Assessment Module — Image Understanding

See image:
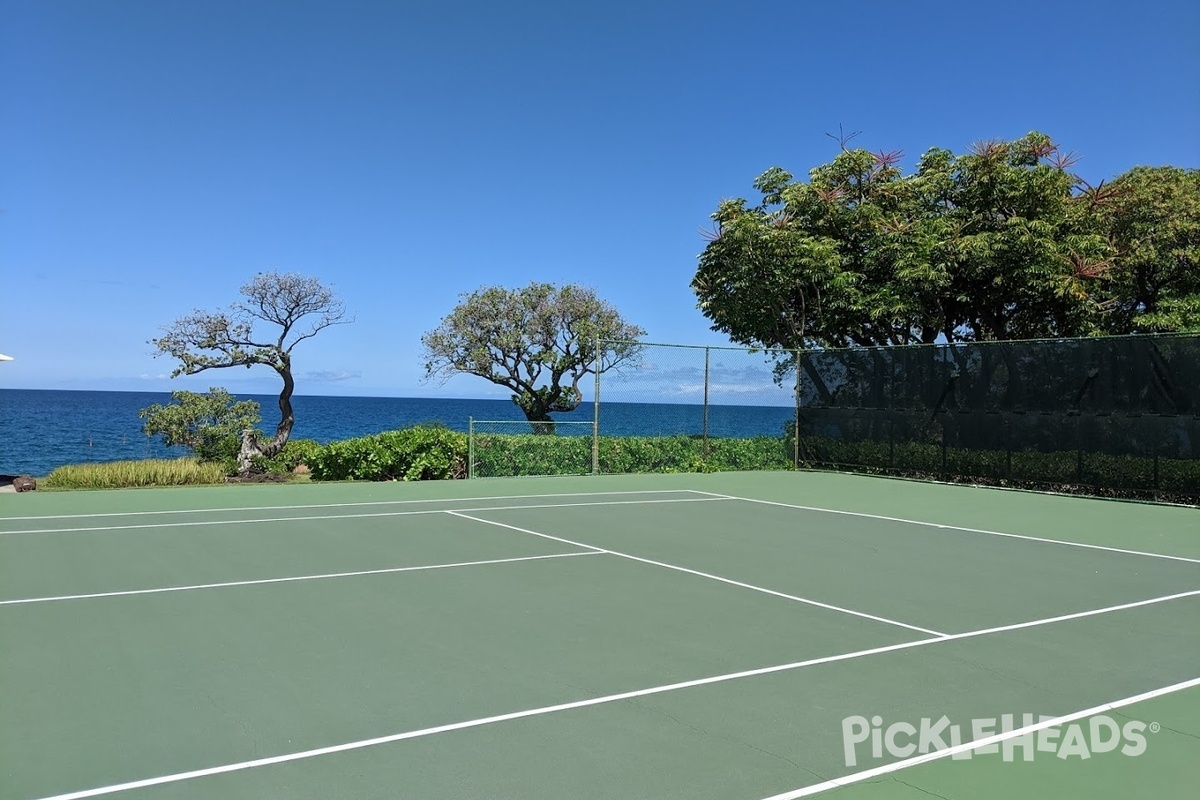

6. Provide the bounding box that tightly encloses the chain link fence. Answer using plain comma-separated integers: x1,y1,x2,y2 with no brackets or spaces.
465,333,1200,502
467,342,799,478
592,341,797,473
467,419,595,479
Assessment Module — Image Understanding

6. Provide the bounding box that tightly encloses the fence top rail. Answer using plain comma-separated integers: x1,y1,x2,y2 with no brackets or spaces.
599,338,799,355
792,332,1198,358
469,420,595,425
600,332,1198,359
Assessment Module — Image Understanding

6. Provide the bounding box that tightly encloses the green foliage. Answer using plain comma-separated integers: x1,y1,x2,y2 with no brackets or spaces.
694,132,1121,352
422,283,645,425
309,427,468,481
305,426,788,482
472,433,591,476
252,438,322,474
473,434,791,477
1096,166,1200,333
43,458,227,489
139,388,261,462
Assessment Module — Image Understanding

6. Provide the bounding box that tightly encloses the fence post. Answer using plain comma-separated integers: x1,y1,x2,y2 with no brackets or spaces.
793,348,802,469
1075,415,1083,483
468,417,475,480
592,336,601,475
703,347,711,458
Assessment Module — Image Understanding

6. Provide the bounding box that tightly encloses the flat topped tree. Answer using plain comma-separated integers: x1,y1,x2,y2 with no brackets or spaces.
422,282,644,432
151,272,351,474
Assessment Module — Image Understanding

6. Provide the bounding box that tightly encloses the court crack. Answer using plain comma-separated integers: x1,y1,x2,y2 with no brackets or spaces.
891,778,955,800
621,699,824,781
203,690,263,757
1112,711,1200,740
1156,725,1200,740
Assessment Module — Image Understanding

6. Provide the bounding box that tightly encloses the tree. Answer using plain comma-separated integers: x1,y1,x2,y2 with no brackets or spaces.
693,132,1114,352
151,272,350,473
139,388,262,463
1095,166,1200,333
422,283,644,431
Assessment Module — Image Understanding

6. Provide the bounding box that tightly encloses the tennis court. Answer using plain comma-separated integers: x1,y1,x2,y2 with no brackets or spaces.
2,471,1198,799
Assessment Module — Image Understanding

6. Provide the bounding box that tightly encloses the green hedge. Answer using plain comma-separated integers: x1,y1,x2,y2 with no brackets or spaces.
302,428,791,481
253,438,322,474
472,433,790,477
309,427,468,481
602,435,791,474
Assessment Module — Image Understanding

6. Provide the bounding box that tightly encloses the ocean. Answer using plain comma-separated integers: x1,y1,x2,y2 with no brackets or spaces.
0,389,795,476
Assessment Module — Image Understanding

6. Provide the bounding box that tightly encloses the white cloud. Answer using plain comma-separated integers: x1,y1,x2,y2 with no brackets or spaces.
306,370,362,382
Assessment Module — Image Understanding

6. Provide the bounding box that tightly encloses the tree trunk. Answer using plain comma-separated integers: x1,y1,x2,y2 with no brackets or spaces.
235,365,296,475
513,391,558,435
264,364,296,456
524,410,557,435
237,428,262,475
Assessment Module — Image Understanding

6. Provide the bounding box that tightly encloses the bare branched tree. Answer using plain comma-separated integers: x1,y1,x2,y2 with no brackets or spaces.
151,272,351,474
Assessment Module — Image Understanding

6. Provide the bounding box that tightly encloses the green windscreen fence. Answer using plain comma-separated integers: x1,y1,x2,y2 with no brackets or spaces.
796,334,1200,502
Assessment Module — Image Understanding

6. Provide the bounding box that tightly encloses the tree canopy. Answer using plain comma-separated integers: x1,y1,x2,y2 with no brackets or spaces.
422,283,644,428
139,388,262,463
1096,166,1200,333
693,132,1196,351
151,272,350,472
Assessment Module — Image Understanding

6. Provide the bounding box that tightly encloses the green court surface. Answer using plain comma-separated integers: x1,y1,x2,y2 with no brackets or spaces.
1,472,1197,799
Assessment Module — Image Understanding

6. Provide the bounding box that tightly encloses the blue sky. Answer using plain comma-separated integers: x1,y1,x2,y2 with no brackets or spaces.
2,0,1197,399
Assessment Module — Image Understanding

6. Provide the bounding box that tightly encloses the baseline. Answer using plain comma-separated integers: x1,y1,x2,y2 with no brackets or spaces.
0,496,730,537
0,551,602,607
31,588,1200,800
757,675,1200,799
0,489,695,522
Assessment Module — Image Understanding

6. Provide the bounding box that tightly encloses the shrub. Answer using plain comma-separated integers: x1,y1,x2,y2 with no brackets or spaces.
253,438,322,474
309,427,467,481
139,388,261,462
472,433,591,477
472,433,791,477
43,458,227,489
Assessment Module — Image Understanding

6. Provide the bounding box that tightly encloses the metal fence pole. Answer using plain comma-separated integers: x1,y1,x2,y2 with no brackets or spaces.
703,347,711,458
592,336,601,476
468,417,475,480
794,348,802,469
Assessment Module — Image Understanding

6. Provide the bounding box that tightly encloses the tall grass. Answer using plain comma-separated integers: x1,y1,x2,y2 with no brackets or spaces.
44,458,227,490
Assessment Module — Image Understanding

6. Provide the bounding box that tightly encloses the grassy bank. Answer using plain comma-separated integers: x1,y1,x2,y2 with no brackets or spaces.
43,458,227,490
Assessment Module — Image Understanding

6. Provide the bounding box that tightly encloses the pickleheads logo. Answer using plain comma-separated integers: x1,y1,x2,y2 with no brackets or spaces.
841,714,1158,766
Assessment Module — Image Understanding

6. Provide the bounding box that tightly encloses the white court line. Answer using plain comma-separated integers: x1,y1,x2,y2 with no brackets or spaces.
0,489,692,522
446,511,947,637
32,587,1200,800
0,497,730,536
688,490,1200,566
0,551,601,607
759,675,1200,799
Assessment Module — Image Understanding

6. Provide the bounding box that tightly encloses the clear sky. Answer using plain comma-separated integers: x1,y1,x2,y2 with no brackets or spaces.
2,0,1197,399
